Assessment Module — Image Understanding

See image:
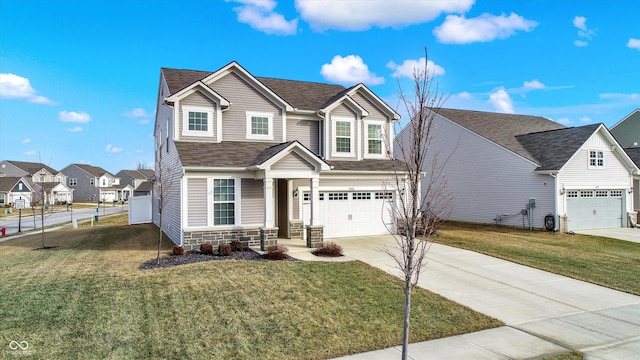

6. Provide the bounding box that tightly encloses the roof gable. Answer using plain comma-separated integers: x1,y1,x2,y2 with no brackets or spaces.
72,164,114,178
6,160,58,175
0,177,24,191
250,141,331,172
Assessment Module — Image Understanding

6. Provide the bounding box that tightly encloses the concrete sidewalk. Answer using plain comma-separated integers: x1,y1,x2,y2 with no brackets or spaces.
329,235,640,360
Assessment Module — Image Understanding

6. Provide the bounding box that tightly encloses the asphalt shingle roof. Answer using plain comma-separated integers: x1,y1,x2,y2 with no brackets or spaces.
161,67,348,112
624,147,640,167
0,177,22,191
6,161,58,175
435,108,566,163
516,124,601,171
73,164,114,177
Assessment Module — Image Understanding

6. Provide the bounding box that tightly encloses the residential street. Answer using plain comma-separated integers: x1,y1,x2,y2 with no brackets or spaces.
0,204,127,236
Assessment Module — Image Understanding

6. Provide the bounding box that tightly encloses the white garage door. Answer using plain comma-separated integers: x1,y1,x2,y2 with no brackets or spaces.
566,189,623,231
303,191,394,238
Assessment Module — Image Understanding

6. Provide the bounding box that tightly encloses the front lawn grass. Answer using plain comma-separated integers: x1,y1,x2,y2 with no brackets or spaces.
0,218,502,359
435,222,640,296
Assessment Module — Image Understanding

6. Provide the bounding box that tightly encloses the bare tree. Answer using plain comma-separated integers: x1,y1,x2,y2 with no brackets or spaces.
30,183,55,249
136,160,151,170
384,49,453,360
154,150,178,264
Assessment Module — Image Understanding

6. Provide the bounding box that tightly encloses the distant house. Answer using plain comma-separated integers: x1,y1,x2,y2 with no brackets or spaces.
60,164,134,202
116,169,155,196
154,61,405,250
0,177,36,207
610,108,640,213
395,108,639,232
0,160,72,204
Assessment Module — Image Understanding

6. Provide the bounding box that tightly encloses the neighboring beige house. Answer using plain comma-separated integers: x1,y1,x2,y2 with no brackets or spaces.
0,160,72,204
395,109,639,232
154,61,406,250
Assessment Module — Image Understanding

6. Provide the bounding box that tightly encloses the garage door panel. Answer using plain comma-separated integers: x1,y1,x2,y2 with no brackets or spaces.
567,189,623,231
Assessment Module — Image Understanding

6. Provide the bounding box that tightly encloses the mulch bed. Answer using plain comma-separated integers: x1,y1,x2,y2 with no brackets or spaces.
139,249,296,270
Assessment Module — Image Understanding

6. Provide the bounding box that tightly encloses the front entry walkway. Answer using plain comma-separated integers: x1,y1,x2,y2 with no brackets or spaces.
329,235,640,360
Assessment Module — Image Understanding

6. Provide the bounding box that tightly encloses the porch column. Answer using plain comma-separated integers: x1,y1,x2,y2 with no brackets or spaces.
264,177,275,227
310,177,320,225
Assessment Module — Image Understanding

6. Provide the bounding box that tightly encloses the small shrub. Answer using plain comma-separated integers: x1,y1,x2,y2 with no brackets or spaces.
218,244,232,256
200,243,214,255
172,245,185,256
230,240,244,252
263,244,289,260
313,242,343,257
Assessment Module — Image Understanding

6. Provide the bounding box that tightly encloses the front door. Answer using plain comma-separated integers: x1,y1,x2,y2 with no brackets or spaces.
277,179,289,238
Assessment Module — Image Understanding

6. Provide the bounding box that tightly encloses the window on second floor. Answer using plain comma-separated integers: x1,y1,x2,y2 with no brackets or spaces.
365,122,386,157
102,178,106,186
69,178,77,186
90,178,95,186
182,106,214,137
56,176,61,182
589,150,604,168
332,117,354,157
39,175,45,182
246,112,273,140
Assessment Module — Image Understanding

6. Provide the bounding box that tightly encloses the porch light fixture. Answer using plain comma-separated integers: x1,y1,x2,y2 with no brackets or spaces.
560,186,566,195
293,189,298,198
630,188,634,194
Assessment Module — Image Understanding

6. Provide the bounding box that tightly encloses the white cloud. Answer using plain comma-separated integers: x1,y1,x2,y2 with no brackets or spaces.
24,150,36,156
296,0,473,31
573,16,595,46
579,116,592,123
627,38,640,50
231,0,297,35
487,88,514,113
320,55,384,85
123,107,147,118
433,12,538,44
105,144,123,153
21,138,31,144
556,117,572,125
59,111,91,123
386,57,445,78
523,79,545,90
66,126,83,132
0,73,55,105
457,91,472,99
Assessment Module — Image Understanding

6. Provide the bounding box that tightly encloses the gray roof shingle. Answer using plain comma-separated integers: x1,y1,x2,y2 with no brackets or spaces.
0,177,22,192
435,108,566,163
516,124,601,171
6,161,58,175
625,147,640,167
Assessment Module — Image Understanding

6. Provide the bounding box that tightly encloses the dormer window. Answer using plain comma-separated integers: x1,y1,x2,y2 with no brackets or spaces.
182,106,214,137
589,150,604,168
246,112,273,140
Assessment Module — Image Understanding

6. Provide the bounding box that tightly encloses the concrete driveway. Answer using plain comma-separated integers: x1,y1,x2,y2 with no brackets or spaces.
575,228,640,243
330,235,640,360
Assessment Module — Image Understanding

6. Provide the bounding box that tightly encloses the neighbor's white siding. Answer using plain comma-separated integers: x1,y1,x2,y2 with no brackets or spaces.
395,114,555,229
557,130,634,216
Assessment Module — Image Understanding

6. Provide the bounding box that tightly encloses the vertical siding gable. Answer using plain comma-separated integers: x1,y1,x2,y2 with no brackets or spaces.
271,152,315,171
209,72,283,142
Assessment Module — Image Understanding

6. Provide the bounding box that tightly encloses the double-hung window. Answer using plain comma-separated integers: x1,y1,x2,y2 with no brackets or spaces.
246,112,273,140
589,150,604,168
182,106,214,137
333,117,354,156
213,179,235,225
69,178,77,186
365,121,385,157
90,178,95,186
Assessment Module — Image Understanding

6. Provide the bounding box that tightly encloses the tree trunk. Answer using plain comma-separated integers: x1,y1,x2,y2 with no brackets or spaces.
402,273,412,359
157,220,162,265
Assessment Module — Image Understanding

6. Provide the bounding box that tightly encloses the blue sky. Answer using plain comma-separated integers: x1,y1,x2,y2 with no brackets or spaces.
1,0,638,174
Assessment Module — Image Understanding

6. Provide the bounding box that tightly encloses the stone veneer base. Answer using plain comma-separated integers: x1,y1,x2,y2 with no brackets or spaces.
306,225,324,248
182,228,262,250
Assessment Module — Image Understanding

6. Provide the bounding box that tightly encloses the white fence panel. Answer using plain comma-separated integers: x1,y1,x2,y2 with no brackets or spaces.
129,195,152,224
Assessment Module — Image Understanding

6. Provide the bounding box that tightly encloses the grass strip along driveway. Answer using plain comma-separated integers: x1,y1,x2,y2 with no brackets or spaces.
435,222,640,296
0,214,501,359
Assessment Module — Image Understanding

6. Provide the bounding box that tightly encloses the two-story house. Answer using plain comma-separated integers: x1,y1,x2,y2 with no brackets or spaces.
610,108,640,215
61,164,134,202
0,160,72,204
154,61,406,250
116,169,155,196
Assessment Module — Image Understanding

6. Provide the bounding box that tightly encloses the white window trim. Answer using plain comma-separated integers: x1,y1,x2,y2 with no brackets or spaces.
364,120,387,159
182,105,214,137
588,149,605,169
245,111,274,140
208,177,241,227
331,116,355,157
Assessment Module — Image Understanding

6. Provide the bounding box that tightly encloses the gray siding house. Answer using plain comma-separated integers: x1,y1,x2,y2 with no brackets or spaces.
61,164,133,202
116,169,155,196
154,61,406,250
610,108,640,212
395,108,639,232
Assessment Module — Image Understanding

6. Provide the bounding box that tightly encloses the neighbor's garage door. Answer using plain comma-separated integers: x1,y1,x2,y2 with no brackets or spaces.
566,189,623,230
303,191,394,238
